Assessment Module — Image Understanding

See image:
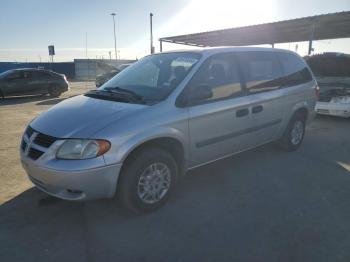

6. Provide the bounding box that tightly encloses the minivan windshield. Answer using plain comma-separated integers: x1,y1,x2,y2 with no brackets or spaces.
99,52,202,104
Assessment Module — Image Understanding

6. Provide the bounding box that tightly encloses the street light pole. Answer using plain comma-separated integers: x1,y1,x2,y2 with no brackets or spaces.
150,13,154,54
111,13,117,60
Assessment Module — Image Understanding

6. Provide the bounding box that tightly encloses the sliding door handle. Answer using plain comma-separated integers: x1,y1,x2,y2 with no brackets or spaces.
252,105,263,114
236,108,249,118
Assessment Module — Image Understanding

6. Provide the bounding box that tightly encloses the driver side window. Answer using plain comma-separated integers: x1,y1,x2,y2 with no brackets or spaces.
184,53,243,106
6,71,23,80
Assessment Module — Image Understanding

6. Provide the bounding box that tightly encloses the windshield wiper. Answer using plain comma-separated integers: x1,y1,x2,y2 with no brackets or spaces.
86,88,145,104
104,86,145,103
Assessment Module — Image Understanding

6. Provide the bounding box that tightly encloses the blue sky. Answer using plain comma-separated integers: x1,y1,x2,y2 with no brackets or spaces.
0,0,349,62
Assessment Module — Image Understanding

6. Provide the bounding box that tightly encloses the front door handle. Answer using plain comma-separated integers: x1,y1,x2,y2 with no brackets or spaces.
252,105,263,114
236,108,249,118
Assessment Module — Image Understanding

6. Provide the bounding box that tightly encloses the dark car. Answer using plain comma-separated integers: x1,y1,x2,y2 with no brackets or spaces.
0,68,69,98
95,63,132,87
95,69,120,87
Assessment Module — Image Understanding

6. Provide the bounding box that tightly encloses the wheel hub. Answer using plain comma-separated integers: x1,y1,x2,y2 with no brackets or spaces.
291,120,304,145
137,163,171,204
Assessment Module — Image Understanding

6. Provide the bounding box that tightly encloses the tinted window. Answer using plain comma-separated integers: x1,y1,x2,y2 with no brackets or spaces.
5,71,22,79
277,52,313,86
237,51,283,94
32,71,48,78
23,71,32,79
185,53,243,105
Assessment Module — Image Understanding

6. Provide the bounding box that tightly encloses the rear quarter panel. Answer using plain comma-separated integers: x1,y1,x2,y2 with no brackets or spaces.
276,80,317,138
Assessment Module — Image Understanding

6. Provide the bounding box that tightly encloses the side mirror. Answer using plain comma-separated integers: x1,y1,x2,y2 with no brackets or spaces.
187,85,213,103
176,84,213,107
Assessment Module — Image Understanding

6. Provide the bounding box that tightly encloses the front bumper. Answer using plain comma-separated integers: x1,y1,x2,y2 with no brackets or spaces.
315,102,350,118
62,82,69,92
21,154,122,201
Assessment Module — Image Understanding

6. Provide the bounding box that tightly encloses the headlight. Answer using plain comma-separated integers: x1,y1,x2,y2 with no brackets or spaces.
56,139,111,160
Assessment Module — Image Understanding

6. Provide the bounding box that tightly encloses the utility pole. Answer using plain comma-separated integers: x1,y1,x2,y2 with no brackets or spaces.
109,51,112,60
150,13,154,54
111,13,117,60
308,24,315,55
85,32,88,58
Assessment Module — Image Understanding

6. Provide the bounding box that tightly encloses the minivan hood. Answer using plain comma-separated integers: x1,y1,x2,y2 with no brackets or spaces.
30,95,147,138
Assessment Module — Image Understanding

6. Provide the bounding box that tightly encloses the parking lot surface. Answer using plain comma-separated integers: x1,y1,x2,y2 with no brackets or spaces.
1,82,350,262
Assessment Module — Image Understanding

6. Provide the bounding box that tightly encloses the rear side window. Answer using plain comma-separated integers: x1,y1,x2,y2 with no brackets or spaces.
237,51,283,94
32,71,49,78
23,71,32,79
277,52,313,86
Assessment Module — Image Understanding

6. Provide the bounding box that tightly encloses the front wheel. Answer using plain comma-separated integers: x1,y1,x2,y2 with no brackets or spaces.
48,86,62,97
277,114,306,151
117,148,178,213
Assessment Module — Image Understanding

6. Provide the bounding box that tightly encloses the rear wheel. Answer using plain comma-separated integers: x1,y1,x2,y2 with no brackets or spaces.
118,147,178,213
48,85,62,97
278,113,306,151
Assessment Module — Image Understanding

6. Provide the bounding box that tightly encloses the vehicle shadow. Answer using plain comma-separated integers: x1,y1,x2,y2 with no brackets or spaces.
0,95,47,105
35,98,67,106
1,139,350,262
0,95,73,106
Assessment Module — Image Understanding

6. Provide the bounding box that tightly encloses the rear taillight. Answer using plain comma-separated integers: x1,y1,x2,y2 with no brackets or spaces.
315,84,320,100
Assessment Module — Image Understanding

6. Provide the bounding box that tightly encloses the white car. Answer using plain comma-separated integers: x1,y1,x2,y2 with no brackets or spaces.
315,78,350,118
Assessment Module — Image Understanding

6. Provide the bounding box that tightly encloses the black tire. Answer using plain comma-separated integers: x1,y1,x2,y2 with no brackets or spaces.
117,147,178,213
48,85,62,97
277,113,306,151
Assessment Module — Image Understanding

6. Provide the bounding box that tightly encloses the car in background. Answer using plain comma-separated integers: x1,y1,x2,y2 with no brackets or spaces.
95,63,132,87
315,80,350,118
95,69,120,87
117,63,132,71
306,53,350,118
0,68,69,98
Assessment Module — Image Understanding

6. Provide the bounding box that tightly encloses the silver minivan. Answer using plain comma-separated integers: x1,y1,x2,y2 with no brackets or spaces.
20,47,318,212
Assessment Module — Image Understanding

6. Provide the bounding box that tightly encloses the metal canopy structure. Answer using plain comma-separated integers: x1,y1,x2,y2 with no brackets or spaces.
159,11,350,54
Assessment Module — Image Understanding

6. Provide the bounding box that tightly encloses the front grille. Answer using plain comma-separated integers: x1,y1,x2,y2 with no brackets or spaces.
22,126,58,161
21,140,27,151
25,126,34,138
34,133,57,148
28,147,44,160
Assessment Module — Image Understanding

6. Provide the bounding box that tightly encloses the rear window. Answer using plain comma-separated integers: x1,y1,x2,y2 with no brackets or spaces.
32,71,49,78
277,52,313,86
237,51,283,94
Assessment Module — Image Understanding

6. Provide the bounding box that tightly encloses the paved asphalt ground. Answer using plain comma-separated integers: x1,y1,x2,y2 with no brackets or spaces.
1,82,350,262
